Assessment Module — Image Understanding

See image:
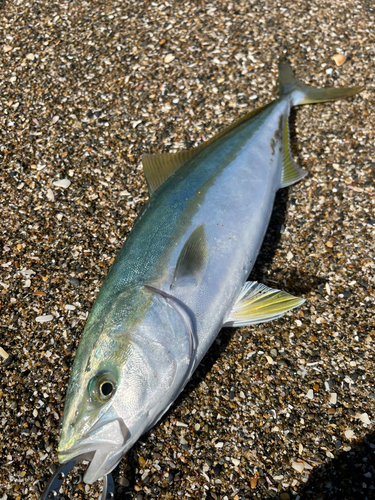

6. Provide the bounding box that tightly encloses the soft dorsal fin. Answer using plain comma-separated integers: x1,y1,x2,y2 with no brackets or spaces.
142,102,272,195
224,281,305,327
171,224,208,288
280,118,307,188
142,150,198,195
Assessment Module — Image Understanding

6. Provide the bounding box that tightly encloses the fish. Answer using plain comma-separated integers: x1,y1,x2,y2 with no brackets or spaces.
57,61,361,484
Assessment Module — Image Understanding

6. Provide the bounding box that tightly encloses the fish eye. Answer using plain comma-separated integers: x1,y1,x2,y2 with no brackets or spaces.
100,381,114,397
89,371,117,403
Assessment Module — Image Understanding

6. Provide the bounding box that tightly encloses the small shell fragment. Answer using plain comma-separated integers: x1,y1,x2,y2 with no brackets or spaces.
131,120,142,129
47,188,54,201
356,413,371,425
332,54,346,66
329,393,337,404
250,477,258,488
0,347,9,360
36,314,54,323
164,53,175,63
344,429,354,439
265,355,274,365
306,389,314,400
53,179,71,188
292,462,304,473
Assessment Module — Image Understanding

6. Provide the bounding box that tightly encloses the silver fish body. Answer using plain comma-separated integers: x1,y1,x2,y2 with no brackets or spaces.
57,61,361,483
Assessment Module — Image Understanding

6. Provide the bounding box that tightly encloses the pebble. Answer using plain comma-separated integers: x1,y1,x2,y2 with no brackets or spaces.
118,477,130,487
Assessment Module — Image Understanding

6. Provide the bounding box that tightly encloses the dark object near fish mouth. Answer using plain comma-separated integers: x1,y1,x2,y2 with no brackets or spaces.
39,452,114,500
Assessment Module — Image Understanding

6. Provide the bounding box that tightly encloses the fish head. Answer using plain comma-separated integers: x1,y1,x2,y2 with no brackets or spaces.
58,285,194,484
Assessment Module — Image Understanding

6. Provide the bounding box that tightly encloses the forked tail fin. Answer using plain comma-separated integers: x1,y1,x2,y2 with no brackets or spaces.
279,60,363,106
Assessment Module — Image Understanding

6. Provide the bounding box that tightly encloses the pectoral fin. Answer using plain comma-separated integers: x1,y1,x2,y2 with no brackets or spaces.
224,281,305,327
171,224,208,288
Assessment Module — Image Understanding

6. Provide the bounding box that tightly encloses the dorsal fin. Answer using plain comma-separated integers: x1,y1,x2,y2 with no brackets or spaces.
142,150,198,195
142,102,272,195
171,224,208,288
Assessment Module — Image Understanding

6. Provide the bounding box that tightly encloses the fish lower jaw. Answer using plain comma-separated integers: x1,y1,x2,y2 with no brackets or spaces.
58,417,132,482
57,442,95,464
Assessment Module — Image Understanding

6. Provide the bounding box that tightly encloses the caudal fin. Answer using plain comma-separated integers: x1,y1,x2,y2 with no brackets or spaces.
279,60,363,105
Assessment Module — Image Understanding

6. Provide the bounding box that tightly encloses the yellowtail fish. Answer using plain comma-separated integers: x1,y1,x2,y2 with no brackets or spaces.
56,61,361,484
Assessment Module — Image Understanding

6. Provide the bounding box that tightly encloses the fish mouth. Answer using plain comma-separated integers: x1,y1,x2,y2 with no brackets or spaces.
58,417,130,484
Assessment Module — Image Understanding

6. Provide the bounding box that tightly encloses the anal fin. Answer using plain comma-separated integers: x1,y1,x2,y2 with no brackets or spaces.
224,281,305,327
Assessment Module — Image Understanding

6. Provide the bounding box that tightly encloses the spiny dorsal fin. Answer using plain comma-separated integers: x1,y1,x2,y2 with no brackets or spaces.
224,281,305,327
280,118,307,188
142,102,273,195
171,224,208,288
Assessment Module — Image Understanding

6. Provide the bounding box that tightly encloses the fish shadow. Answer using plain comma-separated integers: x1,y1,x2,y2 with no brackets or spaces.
297,432,375,499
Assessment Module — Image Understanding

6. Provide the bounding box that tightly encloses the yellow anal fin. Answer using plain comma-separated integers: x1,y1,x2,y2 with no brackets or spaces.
224,281,305,327
280,118,308,188
142,102,273,195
